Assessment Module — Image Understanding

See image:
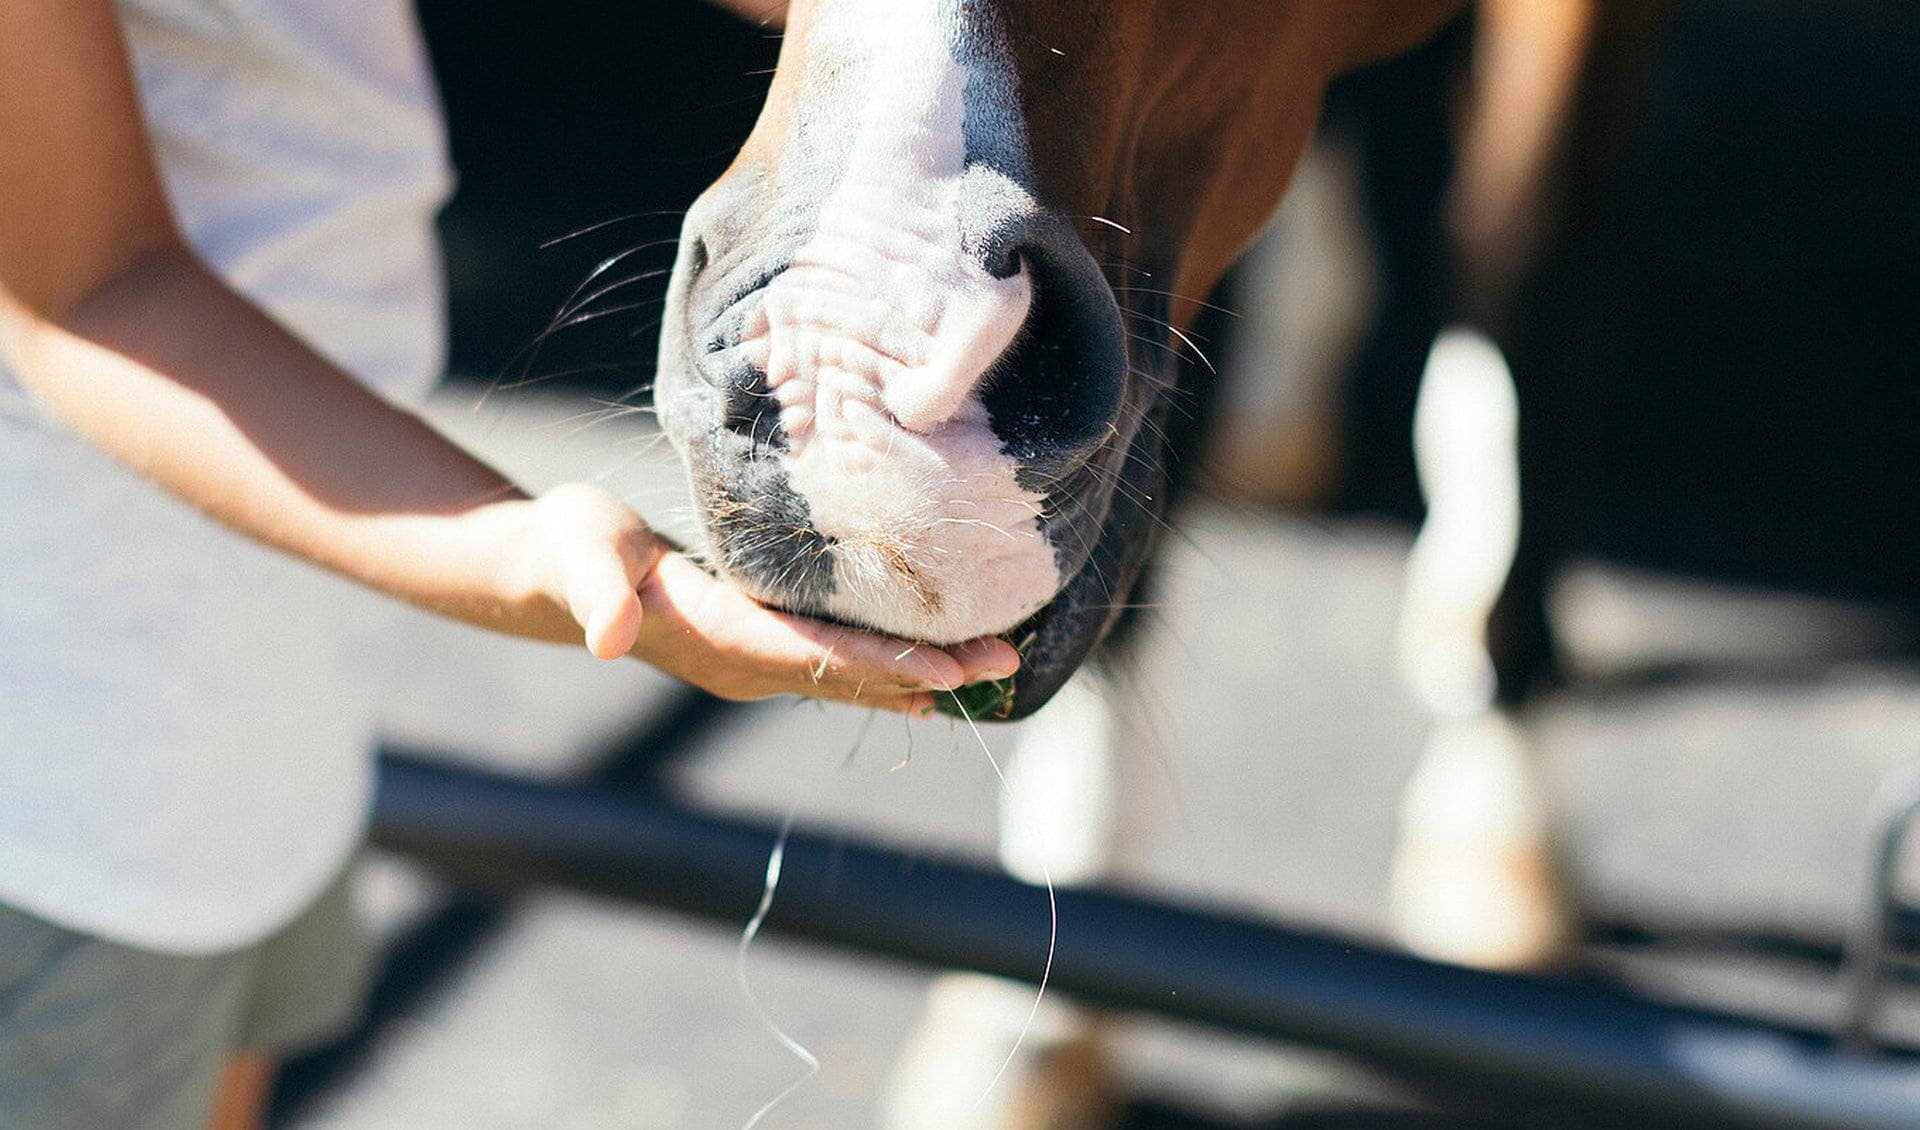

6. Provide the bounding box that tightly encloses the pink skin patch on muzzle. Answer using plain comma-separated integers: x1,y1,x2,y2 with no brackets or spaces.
733,190,1059,645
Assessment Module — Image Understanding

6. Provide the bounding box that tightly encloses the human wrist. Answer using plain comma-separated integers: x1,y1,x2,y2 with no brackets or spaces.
346,495,567,644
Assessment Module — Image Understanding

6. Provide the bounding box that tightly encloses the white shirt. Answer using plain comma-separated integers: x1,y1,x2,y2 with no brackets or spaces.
0,0,453,953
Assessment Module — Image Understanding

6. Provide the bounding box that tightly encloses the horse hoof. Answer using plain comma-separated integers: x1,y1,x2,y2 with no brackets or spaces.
1388,824,1577,971
1387,712,1579,971
882,973,1120,1130
997,1031,1121,1130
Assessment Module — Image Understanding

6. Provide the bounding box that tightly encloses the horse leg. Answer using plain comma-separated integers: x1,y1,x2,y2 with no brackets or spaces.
1380,0,1679,971
881,673,1122,1130
1387,327,1576,970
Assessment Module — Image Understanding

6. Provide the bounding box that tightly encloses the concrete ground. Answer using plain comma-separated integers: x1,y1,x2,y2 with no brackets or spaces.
279,379,1920,1129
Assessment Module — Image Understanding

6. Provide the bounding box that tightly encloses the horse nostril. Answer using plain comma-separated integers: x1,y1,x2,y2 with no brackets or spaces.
978,237,1125,473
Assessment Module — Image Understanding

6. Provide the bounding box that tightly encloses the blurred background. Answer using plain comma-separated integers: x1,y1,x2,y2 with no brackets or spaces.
268,1,1920,1126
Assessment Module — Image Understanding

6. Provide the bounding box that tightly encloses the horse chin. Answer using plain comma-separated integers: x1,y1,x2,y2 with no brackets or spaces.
677,435,1124,722
983,567,1116,721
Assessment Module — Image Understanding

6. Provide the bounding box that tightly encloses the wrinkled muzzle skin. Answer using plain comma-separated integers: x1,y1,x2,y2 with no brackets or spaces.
656,0,1460,717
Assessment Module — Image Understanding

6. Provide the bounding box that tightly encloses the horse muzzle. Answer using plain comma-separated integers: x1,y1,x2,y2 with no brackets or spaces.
656,165,1134,688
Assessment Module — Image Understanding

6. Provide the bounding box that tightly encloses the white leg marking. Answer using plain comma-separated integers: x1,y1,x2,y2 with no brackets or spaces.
1395,328,1520,717
1390,328,1573,970
1000,674,1118,887
882,675,1120,1129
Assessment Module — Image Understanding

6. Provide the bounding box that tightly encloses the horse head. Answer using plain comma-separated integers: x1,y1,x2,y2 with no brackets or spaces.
655,0,1462,716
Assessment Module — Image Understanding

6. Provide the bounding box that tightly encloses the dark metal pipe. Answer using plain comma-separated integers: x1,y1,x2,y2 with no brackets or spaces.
1844,770,1920,1052
371,755,1920,1130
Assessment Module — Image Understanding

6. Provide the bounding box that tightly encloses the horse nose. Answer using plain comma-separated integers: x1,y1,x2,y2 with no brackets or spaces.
867,250,1033,436
685,185,1127,474
970,211,1128,474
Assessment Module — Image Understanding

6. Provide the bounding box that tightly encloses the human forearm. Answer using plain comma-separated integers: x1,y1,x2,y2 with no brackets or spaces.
2,243,588,646
2,244,1020,705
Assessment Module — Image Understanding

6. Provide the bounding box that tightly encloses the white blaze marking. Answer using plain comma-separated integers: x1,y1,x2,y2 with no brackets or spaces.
748,0,1058,644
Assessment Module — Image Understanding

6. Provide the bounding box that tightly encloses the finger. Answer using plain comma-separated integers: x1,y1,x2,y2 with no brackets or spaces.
789,621,967,692
642,554,969,695
559,528,652,661
827,685,939,716
531,484,663,660
944,636,1021,683
582,586,643,660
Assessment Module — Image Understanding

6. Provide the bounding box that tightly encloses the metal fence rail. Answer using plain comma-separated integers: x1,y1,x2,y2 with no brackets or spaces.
372,753,1920,1130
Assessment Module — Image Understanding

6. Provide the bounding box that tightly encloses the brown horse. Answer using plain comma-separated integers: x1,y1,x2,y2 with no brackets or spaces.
655,0,1465,718
650,1,1710,1124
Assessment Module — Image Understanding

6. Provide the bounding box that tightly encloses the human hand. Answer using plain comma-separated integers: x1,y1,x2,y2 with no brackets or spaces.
521,483,1020,713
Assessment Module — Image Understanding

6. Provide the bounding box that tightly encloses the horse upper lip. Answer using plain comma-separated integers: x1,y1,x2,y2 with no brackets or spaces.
697,263,788,342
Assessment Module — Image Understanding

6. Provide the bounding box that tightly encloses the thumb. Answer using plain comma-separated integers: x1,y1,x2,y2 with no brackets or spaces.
537,485,660,660
575,564,643,660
